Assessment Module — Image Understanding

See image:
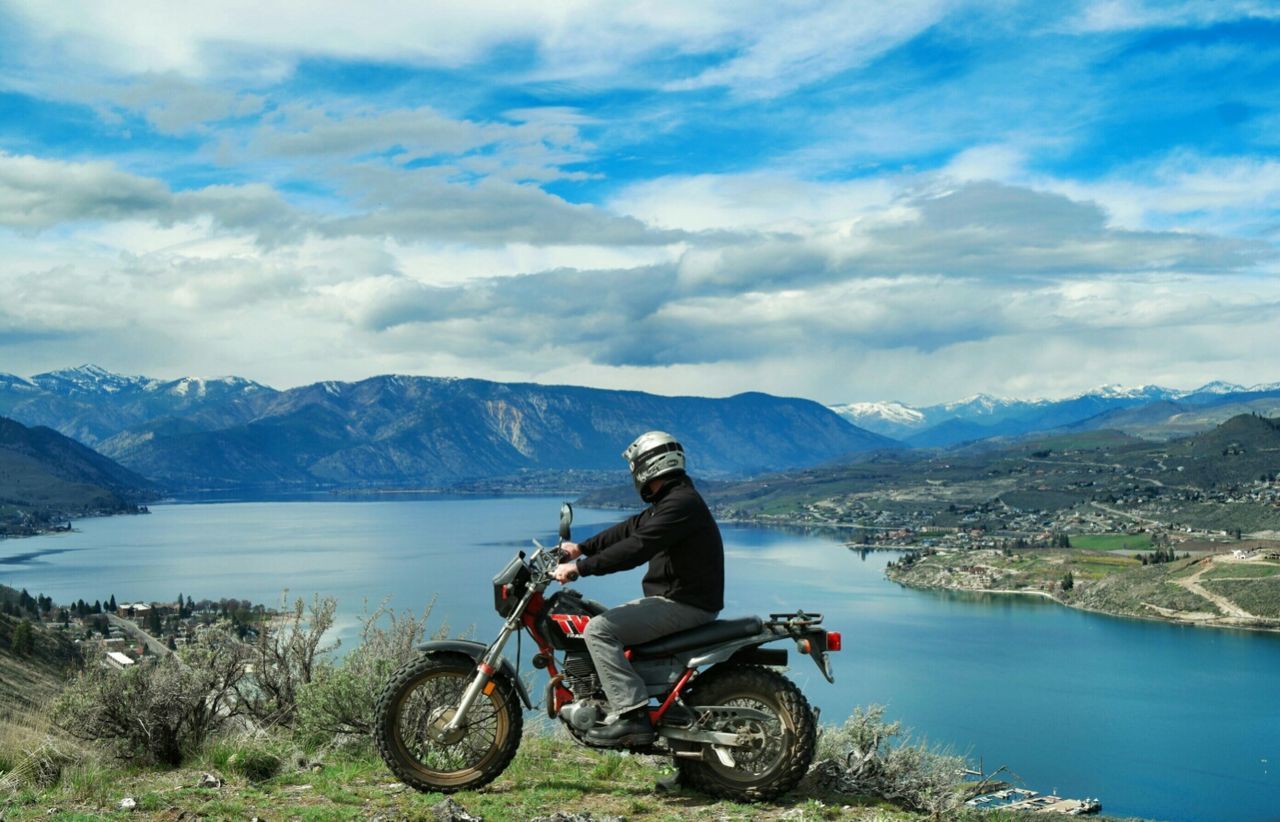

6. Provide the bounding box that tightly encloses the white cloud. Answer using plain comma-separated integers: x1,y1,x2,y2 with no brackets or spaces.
1037,153,1280,235
668,0,950,97
251,104,486,158
0,151,171,228
3,0,900,93
101,73,264,134
321,165,683,247
1070,0,1279,33
0,150,681,248
609,172,900,232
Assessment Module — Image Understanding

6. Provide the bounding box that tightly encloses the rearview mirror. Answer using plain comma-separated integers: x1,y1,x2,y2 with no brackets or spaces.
559,502,573,541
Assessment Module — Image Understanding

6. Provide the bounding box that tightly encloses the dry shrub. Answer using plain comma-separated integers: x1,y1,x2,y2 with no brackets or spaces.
296,596,447,742
811,705,965,817
51,627,247,766
236,593,338,729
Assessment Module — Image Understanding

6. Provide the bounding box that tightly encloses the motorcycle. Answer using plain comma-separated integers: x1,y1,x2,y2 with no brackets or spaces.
373,502,841,801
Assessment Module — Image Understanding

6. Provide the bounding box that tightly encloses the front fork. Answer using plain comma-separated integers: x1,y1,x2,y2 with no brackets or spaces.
437,590,531,738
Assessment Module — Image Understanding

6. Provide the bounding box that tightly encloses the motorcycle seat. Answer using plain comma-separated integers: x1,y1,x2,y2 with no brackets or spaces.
629,616,763,659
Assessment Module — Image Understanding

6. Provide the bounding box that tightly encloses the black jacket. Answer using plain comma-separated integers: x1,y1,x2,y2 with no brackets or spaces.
576,475,724,613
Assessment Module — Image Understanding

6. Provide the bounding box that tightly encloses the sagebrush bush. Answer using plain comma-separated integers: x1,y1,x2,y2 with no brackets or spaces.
236,593,337,729
52,627,247,766
812,704,965,817
295,596,446,743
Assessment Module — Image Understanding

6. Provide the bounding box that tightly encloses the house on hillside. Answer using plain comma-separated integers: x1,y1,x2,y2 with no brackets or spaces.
105,651,135,670
118,602,150,619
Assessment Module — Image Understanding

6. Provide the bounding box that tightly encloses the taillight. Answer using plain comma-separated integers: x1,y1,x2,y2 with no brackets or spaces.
826,631,842,652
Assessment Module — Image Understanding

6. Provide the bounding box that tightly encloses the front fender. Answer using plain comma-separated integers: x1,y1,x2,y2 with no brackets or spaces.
416,639,534,709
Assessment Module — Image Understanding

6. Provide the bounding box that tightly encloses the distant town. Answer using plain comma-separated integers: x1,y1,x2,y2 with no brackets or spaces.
4,590,268,670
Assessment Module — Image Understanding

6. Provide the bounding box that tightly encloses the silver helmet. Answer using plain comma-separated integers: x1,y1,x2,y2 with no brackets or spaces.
622,431,686,500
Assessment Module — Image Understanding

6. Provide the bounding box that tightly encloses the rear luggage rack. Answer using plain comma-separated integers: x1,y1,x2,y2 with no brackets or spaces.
766,610,824,630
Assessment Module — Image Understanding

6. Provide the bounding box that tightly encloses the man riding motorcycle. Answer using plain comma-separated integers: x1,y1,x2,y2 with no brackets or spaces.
553,431,725,747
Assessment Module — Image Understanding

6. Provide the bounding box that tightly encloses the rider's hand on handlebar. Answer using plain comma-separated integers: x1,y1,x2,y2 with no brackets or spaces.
553,561,580,584
559,542,582,561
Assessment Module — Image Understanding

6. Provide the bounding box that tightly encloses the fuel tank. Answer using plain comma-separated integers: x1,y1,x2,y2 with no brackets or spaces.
535,588,607,651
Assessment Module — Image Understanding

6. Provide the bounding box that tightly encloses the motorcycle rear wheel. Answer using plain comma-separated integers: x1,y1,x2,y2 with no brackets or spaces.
374,652,522,793
675,664,817,802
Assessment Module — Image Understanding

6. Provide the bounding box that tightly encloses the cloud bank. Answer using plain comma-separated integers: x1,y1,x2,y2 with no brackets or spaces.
0,1,1277,405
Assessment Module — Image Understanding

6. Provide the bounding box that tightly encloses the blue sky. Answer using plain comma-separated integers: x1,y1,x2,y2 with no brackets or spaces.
0,0,1278,404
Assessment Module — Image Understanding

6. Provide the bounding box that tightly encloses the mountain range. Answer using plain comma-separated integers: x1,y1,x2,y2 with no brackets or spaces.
7,365,1279,494
831,381,1280,447
0,366,893,491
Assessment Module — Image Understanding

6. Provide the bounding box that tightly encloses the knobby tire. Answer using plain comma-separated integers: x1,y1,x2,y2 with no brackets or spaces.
373,652,522,793
675,664,817,802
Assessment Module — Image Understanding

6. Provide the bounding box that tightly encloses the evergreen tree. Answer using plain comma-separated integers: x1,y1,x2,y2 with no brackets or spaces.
12,619,34,655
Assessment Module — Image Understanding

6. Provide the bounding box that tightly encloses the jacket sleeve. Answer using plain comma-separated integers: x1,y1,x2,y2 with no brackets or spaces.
576,497,697,577
578,512,641,557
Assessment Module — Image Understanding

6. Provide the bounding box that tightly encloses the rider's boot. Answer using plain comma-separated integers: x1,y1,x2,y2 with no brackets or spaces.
585,707,654,747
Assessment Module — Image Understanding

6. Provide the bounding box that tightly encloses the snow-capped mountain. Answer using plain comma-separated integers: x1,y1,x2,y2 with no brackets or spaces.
1084,384,1178,401
829,401,927,440
1181,381,1247,396
26,365,267,400
0,373,38,393
147,375,268,399
31,364,156,395
832,379,1280,445
2,365,273,445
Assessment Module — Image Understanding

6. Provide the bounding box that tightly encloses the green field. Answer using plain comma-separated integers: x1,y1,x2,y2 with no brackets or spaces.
1069,533,1154,552
1202,578,1280,618
1066,552,1142,579
1202,562,1280,580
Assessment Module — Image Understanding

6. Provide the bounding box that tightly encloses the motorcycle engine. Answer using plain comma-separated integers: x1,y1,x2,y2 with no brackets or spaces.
562,651,602,699
559,699,605,731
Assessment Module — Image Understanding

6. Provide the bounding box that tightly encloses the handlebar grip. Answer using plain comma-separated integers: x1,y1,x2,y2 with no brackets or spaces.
566,569,579,581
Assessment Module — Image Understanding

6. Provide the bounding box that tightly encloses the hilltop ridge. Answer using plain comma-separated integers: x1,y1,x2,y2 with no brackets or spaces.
0,416,155,535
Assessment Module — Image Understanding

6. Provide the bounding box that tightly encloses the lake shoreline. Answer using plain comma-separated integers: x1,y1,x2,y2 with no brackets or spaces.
886,564,1280,636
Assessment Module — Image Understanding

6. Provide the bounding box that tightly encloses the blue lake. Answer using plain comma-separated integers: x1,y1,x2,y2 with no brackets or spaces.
4,497,1279,822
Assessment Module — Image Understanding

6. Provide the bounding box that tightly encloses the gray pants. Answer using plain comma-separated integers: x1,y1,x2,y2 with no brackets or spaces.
583,596,718,716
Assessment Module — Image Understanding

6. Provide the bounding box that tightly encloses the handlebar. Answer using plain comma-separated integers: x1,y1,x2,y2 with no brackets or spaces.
557,544,579,581
531,539,578,582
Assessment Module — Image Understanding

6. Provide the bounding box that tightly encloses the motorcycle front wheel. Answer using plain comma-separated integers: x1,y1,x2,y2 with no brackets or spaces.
675,664,817,802
373,652,523,793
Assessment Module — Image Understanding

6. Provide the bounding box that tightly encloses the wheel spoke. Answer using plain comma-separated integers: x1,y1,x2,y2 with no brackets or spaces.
718,696,786,777
395,669,505,774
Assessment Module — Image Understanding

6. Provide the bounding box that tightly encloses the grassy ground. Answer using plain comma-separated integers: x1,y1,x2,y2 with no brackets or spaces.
0,724,1039,821
1201,562,1280,580
1201,578,1280,618
1070,533,1154,552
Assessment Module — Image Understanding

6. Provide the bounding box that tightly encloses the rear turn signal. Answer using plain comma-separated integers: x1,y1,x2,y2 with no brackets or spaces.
826,631,842,652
